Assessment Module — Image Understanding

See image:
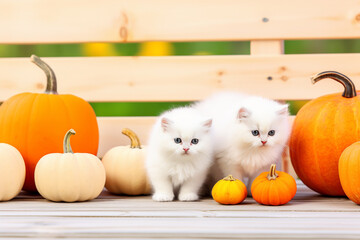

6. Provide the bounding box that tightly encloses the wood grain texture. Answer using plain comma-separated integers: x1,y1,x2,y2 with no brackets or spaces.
1,54,360,102
1,0,360,43
0,182,359,239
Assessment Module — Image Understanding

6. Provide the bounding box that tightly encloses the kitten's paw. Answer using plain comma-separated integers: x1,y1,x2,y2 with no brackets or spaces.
178,192,199,202
152,192,174,202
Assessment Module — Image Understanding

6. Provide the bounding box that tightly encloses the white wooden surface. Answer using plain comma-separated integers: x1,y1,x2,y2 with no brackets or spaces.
1,181,359,239
1,54,360,102
1,0,360,43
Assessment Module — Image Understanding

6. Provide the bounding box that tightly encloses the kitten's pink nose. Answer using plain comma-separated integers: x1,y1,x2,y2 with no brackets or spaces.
261,141,267,145
183,148,189,153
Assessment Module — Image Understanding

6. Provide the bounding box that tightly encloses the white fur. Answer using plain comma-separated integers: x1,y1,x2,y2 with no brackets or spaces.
194,91,290,191
146,107,213,202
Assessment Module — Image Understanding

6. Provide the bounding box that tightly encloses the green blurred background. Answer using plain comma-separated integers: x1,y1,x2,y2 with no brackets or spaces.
2,40,360,116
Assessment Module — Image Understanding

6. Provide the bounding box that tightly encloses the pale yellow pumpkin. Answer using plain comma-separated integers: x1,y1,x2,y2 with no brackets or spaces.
102,128,151,195
0,143,25,201
34,129,105,202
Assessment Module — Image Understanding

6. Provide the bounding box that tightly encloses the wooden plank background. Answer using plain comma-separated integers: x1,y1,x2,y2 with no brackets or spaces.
1,0,360,43
1,54,360,102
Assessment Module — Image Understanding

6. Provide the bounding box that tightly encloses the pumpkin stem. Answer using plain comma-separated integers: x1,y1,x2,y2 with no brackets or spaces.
122,128,142,149
63,129,76,153
223,175,236,181
311,71,357,98
30,55,58,95
267,164,278,181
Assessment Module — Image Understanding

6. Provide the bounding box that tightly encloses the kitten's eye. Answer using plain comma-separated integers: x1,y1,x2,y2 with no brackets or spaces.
174,138,182,144
191,138,199,144
268,130,275,136
251,130,259,136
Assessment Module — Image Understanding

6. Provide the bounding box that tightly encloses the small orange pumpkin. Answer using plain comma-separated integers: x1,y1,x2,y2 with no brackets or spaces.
0,55,99,191
339,141,360,204
251,164,296,206
211,175,247,205
290,71,360,196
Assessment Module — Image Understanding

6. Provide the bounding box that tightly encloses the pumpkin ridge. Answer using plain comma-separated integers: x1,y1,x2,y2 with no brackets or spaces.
251,177,264,203
330,99,354,195
332,101,342,162
348,147,360,202
58,154,71,202
269,181,280,205
278,175,297,200
69,154,81,202
24,93,43,191
291,97,332,190
234,180,247,202
279,182,292,205
2,94,33,155
258,180,268,205
18,94,37,173
52,154,63,201
227,182,238,204
310,101,334,194
291,104,312,182
77,154,93,201
223,181,231,204
352,101,360,144
128,151,138,194
339,145,353,202
330,99,346,192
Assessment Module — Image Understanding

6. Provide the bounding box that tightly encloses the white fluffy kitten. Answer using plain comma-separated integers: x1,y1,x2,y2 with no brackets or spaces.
194,91,290,190
146,107,213,202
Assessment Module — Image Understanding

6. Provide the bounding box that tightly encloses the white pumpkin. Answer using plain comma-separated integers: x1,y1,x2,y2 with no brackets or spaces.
0,143,25,201
34,129,105,202
102,128,151,195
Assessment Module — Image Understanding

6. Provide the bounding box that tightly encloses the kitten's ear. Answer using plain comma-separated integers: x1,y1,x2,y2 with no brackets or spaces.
161,117,173,131
237,107,250,120
277,104,289,115
202,119,212,129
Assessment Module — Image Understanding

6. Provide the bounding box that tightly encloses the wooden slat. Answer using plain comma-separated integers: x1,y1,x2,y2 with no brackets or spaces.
250,40,284,55
0,185,359,239
1,0,360,44
2,215,360,239
2,54,360,102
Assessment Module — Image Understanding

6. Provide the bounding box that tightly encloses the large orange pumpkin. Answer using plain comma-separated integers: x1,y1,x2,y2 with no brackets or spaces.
290,71,360,196
0,55,99,192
